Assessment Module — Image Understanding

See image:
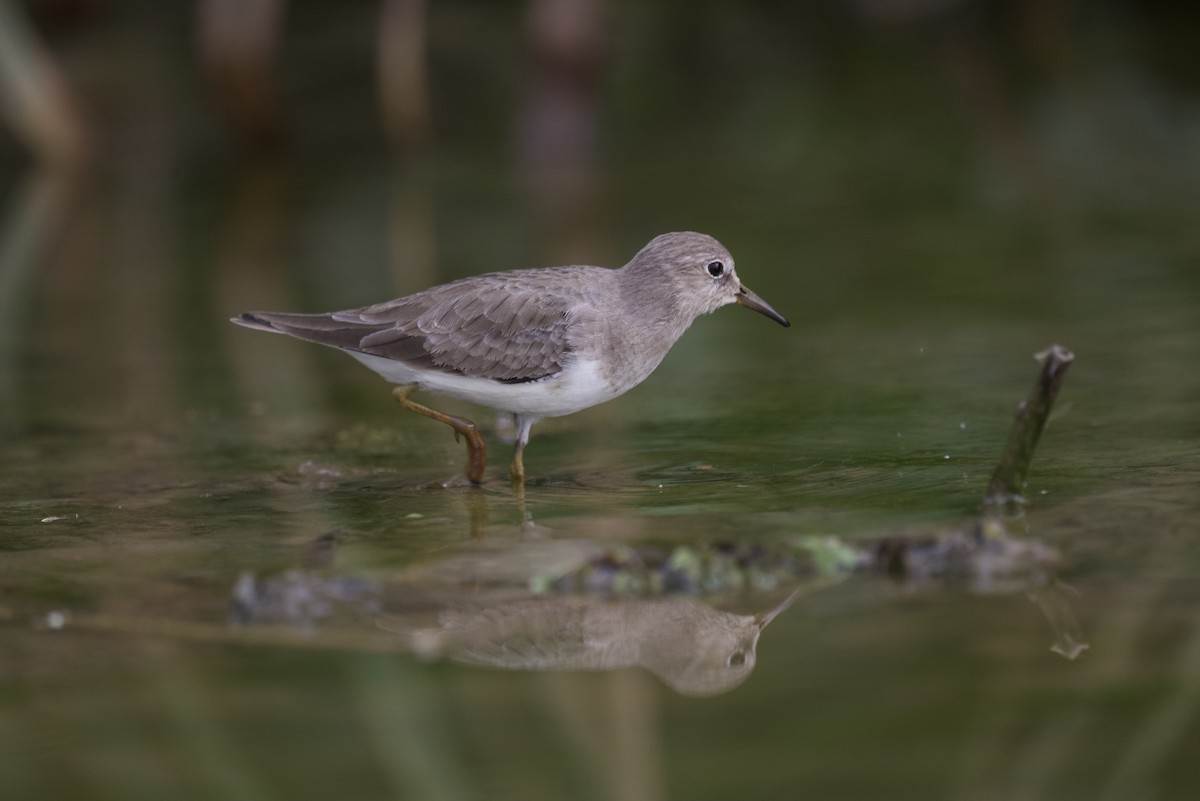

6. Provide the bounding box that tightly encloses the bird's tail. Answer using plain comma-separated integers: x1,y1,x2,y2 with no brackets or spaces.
230,311,284,333
230,310,385,351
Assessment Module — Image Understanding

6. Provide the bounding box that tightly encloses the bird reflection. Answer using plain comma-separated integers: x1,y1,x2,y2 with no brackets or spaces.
380,591,799,697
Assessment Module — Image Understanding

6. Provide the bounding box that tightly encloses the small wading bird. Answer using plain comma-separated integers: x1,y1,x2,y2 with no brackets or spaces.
232,231,789,484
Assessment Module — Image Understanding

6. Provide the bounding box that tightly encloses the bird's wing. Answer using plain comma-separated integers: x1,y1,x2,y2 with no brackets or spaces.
237,269,590,383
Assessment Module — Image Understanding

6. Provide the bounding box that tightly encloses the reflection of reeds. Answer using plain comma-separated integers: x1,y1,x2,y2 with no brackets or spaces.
0,169,84,433
196,0,286,150
0,0,89,165
196,0,435,152
379,0,431,151
520,0,606,256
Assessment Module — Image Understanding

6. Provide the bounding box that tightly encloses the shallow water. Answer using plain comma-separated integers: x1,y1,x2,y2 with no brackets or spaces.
3,5,1200,800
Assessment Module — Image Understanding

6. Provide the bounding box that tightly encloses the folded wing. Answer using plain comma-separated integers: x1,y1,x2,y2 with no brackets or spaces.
234,271,577,383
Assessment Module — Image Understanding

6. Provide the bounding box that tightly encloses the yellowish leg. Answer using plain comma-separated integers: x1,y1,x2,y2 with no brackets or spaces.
508,414,536,486
392,386,487,484
510,443,526,485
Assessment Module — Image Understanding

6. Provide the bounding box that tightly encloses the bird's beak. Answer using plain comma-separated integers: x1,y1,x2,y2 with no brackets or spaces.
754,589,801,629
736,284,790,327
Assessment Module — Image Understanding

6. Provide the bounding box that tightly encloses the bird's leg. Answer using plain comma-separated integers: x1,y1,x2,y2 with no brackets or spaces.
510,442,526,484
392,386,487,484
509,415,536,485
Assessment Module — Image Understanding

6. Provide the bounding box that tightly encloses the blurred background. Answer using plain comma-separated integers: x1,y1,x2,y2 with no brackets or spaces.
2,1,1199,800
1,0,1197,431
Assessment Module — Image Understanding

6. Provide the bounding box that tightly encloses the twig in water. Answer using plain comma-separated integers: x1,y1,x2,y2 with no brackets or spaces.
985,344,1074,507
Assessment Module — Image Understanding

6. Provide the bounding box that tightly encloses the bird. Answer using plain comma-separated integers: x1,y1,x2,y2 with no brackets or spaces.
231,231,789,484
387,590,801,697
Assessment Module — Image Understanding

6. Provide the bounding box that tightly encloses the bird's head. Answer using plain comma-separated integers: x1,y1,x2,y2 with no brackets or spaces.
625,232,790,327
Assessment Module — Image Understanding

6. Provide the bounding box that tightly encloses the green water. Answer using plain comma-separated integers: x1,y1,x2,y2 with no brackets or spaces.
3,5,1200,800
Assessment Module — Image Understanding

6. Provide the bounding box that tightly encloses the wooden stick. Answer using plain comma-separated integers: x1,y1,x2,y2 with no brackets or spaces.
985,344,1074,506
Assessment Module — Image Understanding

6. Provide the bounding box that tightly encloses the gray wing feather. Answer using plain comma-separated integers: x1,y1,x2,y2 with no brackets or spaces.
240,270,586,382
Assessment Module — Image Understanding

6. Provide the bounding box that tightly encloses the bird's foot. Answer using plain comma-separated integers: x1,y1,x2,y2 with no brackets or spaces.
393,386,488,484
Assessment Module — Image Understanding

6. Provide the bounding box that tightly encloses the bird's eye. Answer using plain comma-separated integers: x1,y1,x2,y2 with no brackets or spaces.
707,261,724,277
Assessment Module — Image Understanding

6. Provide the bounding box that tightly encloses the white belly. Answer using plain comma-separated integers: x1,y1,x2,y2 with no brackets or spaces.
346,352,623,418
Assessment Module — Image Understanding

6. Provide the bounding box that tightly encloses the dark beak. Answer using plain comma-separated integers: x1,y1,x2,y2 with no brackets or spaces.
736,284,790,327
754,589,801,629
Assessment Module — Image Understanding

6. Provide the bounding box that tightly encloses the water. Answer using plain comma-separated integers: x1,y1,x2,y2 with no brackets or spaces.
2,5,1200,800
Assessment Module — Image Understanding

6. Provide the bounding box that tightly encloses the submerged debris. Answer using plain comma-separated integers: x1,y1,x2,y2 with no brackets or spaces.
872,518,1059,588
230,570,381,626
534,518,1057,599
530,538,857,597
